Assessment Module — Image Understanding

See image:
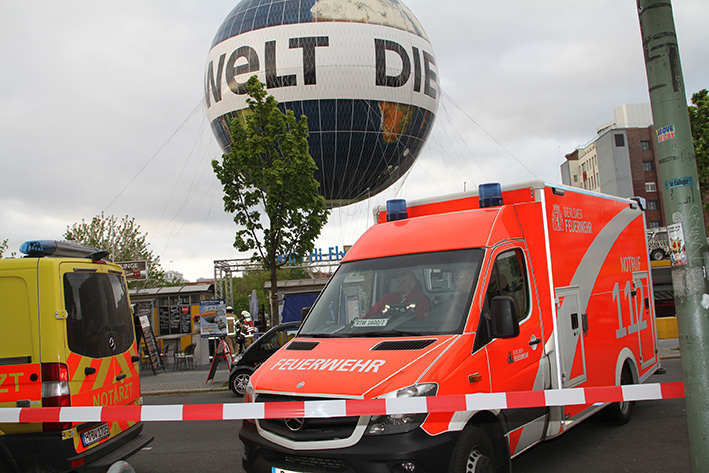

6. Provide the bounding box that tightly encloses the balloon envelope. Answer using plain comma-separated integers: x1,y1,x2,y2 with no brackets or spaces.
205,0,440,207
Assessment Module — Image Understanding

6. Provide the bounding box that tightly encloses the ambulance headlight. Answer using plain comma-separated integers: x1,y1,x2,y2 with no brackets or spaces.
365,383,437,436
244,379,255,404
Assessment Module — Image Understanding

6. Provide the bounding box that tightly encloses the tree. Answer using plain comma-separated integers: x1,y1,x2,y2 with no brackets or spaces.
212,76,329,325
689,89,709,223
0,239,8,258
64,213,166,288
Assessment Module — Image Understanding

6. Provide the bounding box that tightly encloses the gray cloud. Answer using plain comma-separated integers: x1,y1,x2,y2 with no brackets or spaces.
1,0,707,279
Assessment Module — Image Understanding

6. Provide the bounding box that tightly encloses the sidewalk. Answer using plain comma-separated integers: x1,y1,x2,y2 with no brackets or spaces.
138,339,681,396
657,336,681,359
139,362,231,396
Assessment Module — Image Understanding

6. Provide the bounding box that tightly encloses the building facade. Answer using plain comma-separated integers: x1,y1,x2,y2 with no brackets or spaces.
561,104,666,228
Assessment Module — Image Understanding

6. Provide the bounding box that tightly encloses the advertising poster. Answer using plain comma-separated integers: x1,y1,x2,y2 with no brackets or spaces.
667,223,688,266
139,314,162,373
200,299,228,338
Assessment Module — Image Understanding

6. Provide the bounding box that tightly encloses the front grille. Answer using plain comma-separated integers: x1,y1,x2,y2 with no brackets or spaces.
257,394,360,442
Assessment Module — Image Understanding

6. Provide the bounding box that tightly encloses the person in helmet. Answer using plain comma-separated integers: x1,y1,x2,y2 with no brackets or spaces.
225,306,239,354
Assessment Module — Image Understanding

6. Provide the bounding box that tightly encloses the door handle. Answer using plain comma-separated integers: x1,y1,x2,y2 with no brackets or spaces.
116,373,127,381
85,367,96,376
528,337,542,347
131,356,141,363
571,313,579,330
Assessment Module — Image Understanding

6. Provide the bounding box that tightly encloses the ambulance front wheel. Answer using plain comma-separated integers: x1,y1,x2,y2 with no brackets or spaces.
0,452,17,473
449,425,506,473
229,369,252,397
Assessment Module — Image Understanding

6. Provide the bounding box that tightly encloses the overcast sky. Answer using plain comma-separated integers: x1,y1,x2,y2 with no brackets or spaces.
1,0,707,281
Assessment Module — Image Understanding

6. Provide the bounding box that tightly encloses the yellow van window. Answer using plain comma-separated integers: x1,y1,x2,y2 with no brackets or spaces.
63,273,134,358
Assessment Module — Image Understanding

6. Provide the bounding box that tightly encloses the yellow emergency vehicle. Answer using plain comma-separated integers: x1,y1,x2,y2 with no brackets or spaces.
0,240,153,472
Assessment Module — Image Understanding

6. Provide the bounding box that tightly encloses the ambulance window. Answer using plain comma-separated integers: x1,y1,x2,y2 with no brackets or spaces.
300,249,484,337
64,273,134,358
484,249,529,321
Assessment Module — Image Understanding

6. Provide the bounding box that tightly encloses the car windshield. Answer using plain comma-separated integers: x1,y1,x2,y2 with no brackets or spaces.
299,249,484,337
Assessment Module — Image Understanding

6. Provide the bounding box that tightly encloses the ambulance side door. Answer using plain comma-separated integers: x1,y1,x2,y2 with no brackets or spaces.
475,245,548,452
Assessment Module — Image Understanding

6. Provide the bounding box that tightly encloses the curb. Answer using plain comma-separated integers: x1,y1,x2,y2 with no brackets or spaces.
142,384,230,397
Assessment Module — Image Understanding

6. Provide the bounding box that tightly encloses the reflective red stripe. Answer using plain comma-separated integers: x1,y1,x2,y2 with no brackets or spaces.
184,404,224,421
0,382,687,423
264,401,305,419
19,407,61,423
101,405,141,422
345,398,387,417
584,385,623,404
506,390,545,409
427,394,466,413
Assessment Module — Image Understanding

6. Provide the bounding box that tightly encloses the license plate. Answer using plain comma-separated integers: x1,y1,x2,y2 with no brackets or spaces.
80,423,110,447
272,468,304,473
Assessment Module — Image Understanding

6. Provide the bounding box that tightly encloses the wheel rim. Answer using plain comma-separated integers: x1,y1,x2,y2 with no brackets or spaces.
233,373,250,395
466,446,493,473
618,400,630,415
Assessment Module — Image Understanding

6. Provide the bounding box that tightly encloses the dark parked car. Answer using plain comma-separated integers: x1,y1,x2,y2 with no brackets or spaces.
229,321,300,396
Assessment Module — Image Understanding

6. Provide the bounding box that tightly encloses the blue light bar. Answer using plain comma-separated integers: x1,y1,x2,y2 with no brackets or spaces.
20,240,102,258
20,240,58,257
479,183,504,208
386,199,408,221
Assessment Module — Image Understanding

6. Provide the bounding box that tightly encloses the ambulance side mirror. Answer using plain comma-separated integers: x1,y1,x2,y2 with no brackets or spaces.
490,296,520,339
301,307,311,321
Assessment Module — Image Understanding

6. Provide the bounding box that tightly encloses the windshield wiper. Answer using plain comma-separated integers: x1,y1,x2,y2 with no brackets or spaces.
348,330,424,337
300,332,347,338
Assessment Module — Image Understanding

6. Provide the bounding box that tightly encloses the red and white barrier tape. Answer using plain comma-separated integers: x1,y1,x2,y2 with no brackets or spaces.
0,382,684,423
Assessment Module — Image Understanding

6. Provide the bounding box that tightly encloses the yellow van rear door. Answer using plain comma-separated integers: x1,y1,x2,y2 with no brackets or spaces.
60,263,140,452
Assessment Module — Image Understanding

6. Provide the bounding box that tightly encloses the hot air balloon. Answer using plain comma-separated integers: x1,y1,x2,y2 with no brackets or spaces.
205,0,439,207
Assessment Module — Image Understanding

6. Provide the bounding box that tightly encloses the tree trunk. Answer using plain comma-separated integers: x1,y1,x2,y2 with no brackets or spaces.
269,263,279,328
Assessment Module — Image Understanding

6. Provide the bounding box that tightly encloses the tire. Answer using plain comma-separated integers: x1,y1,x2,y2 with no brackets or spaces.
449,426,499,473
229,369,252,397
0,452,18,473
650,249,665,261
605,367,634,425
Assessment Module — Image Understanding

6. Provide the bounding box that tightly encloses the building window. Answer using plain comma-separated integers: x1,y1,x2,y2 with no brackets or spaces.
573,175,578,183
614,134,625,147
641,140,651,151
648,200,658,210
649,221,661,229
643,161,654,172
645,182,657,192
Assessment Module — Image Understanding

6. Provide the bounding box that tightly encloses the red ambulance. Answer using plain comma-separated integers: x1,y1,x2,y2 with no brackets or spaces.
239,181,659,473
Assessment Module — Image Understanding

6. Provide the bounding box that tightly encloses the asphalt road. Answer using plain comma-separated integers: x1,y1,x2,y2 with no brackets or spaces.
128,358,689,472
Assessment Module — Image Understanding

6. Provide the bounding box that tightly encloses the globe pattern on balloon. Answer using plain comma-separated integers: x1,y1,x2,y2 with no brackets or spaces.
205,0,439,207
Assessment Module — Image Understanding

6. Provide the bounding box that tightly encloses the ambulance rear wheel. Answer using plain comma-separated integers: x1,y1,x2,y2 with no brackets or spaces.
449,426,499,473
229,369,251,397
606,367,634,425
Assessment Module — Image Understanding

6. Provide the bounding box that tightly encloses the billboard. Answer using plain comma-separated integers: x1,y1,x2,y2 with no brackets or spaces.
116,260,148,281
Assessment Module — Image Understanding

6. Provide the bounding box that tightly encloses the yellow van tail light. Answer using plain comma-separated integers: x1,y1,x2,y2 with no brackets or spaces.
41,363,71,431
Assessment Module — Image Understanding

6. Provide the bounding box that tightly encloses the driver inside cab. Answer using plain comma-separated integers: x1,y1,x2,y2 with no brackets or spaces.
365,270,431,320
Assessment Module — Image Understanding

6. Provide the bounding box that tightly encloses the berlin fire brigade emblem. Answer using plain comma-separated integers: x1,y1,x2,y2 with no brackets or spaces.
551,204,564,231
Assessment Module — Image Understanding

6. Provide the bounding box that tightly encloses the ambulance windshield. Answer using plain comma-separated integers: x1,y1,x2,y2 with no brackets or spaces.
300,249,484,337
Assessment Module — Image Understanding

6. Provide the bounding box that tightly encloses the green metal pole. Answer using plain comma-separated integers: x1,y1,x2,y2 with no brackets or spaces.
637,1,709,470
